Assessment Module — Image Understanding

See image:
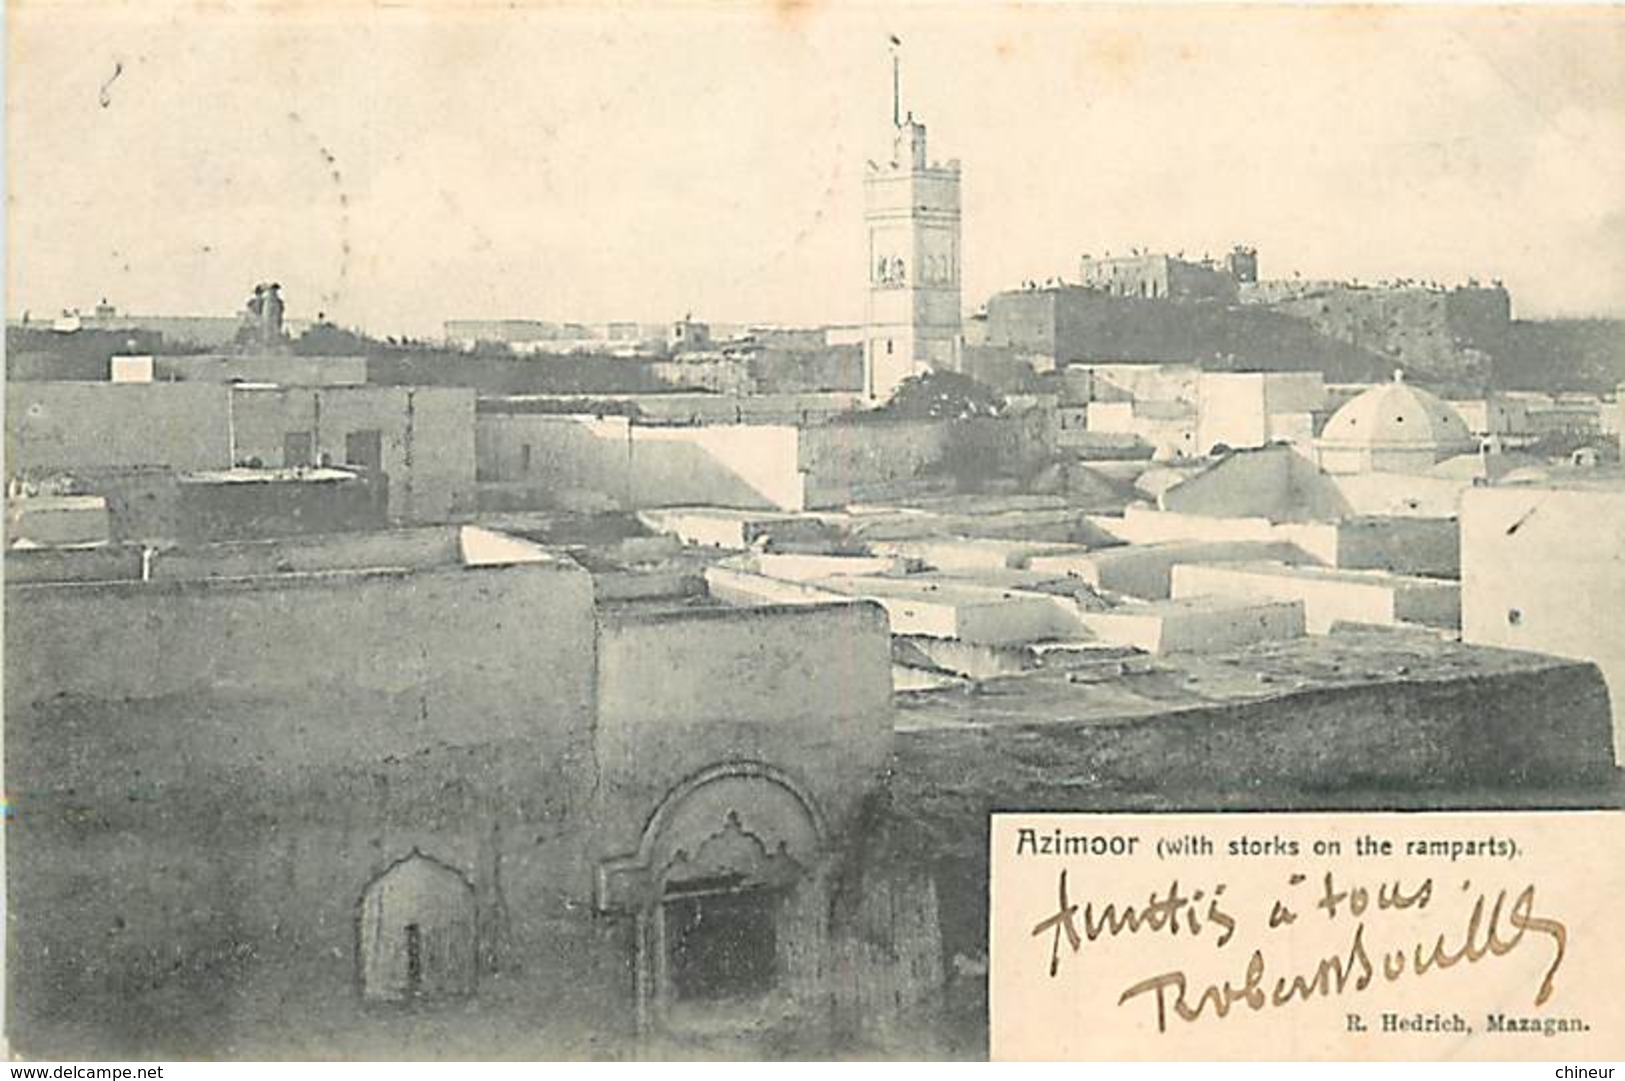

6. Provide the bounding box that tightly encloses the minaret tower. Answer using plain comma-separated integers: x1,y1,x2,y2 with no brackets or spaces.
863,37,963,402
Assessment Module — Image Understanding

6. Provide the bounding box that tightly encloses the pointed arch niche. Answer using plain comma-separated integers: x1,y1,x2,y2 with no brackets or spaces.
356,850,477,1002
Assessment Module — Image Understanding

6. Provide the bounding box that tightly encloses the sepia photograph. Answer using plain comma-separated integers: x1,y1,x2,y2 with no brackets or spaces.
4,0,1624,1064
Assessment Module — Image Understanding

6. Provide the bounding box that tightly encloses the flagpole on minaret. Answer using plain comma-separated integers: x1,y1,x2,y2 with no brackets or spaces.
889,34,902,127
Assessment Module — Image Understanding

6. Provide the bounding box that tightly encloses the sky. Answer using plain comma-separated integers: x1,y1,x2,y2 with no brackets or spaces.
8,3,1625,338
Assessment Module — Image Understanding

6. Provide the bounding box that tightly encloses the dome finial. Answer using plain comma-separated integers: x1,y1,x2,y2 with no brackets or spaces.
1393,368,1405,383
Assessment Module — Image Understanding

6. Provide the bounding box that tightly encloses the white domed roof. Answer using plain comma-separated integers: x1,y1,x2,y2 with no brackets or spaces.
1318,371,1476,453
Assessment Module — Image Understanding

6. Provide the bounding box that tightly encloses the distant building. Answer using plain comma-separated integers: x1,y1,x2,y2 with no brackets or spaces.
443,319,667,355
1076,249,1243,301
1448,395,1532,441
443,319,558,347
863,52,962,402
1225,245,1259,284
1512,391,1606,437
668,317,711,353
1316,371,1478,474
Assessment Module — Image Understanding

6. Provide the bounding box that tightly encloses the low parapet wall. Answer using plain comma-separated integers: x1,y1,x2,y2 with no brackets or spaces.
477,413,807,511
888,630,1617,870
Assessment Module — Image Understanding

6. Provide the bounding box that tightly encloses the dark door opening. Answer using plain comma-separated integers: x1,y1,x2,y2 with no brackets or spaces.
404,922,423,997
345,429,388,521
283,431,314,468
345,429,384,474
663,888,779,1003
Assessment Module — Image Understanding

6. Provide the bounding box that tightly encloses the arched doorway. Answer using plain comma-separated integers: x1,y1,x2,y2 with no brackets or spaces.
597,762,829,1048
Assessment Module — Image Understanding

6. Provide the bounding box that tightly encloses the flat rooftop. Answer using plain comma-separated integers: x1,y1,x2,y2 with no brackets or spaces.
4,525,565,587
895,626,1597,733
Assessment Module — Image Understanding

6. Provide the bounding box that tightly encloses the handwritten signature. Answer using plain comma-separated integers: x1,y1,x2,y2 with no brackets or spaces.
1031,869,1567,1031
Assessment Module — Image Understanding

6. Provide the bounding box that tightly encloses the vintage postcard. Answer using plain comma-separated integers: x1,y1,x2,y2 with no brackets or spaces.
5,0,1623,1063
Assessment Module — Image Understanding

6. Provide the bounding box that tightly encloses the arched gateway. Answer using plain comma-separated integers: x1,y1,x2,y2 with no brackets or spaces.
596,762,830,1042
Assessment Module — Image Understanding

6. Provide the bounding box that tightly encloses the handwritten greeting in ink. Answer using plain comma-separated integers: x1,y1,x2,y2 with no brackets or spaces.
991,813,1623,1061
